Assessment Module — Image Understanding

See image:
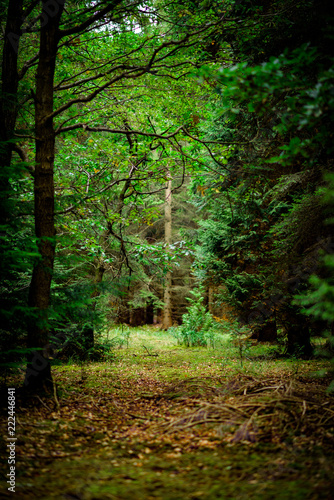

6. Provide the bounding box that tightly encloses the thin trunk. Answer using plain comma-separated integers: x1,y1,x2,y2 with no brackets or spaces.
81,259,106,351
91,260,106,303
208,285,214,314
163,178,173,329
25,2,64,392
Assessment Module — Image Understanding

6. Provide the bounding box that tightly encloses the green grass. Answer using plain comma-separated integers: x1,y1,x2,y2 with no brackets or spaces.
93,325,330,383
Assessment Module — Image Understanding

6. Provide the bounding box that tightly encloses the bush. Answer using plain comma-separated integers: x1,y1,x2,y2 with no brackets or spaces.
174,287,216,347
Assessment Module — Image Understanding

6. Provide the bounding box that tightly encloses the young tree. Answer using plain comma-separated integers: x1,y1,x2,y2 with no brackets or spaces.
162,175,172,329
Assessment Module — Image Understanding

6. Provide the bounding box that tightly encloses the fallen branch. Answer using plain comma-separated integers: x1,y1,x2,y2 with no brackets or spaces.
53,382,60,411
33,395,52,412
142,345,159,357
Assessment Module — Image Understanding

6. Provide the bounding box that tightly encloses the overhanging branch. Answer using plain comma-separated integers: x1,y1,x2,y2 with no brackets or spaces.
55,123,184,138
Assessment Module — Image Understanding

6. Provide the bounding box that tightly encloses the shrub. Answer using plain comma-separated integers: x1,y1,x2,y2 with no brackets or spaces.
176,287,216,347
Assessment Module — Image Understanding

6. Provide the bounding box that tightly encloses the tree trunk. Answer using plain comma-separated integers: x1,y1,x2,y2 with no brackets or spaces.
163,178,173,329
146,303,154,324
250,320,278,342
208,285,214,314
82,259,106,352
91,259,107,305
25,2,64,392
286,314,313,358
0,0,23,228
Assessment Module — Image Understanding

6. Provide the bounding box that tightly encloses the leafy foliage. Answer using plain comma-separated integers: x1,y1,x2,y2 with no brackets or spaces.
171,287,216,347
187,1,334,353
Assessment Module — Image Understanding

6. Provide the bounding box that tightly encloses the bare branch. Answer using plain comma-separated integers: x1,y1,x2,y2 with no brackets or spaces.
182,127,250,146
12,144,35,175
58,0,125,39
18,52,39,81
22,0,39,19
55,122,184,139
54,36,159,91
50,20,217,122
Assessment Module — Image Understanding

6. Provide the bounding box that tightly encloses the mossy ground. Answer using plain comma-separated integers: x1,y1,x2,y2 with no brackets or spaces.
1,326,333,499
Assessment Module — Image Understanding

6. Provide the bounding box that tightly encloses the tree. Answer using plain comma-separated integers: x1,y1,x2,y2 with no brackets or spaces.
162,175,173,329
24,0,66,391
0,0,24,225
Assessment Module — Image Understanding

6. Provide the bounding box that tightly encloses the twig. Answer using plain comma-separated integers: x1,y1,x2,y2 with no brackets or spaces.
142,345,159,357
33,395,52,412
53,382,60,411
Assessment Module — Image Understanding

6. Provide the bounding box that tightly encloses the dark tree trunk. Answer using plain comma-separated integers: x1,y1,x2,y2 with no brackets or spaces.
146,303,154,324
0,0,23,227
80,327,95,352
250,320,278,342
286,315,313,358
81,260,107,352
25,1,64,392
118,301,131,324
130,308,146,327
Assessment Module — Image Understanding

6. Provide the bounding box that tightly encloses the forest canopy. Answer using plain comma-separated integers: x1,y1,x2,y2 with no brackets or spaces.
0,0,334,391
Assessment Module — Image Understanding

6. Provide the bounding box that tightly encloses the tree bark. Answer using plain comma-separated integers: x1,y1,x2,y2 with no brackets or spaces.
25,1,65,392
0,0,23,227
250,320,278,342
208,285,214,314
81,259,107,352
286,314,313,358
163,178,173,329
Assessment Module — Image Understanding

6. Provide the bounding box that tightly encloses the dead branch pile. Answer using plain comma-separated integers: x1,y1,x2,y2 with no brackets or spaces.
158,375,334,446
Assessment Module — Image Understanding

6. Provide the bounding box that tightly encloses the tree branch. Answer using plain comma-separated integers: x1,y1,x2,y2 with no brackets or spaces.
58,0,125,39
12,144,35,175
55,122,184,139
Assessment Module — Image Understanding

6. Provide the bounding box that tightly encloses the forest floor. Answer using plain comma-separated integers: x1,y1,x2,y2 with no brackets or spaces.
1,327,334,499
